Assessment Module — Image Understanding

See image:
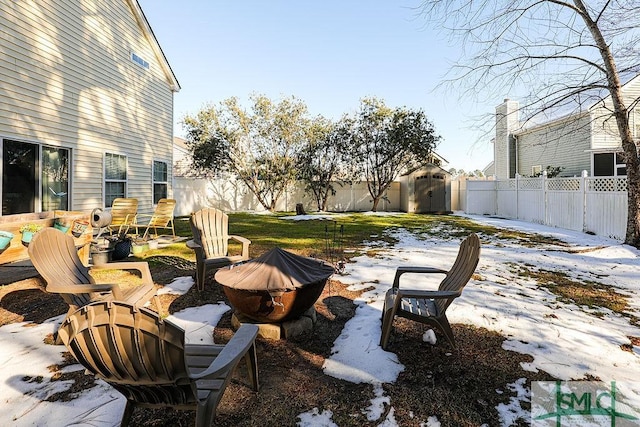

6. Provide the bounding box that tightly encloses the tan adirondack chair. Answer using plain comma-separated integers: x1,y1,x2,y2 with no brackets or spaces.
187,208,251,290
132,198,177,239
108,198,138,235
57,300,259,427
380,233,480,349
28,227,160,316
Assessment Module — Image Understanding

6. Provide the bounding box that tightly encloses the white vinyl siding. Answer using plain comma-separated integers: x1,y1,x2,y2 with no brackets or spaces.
590,75,640,150
633,108,640,140
514,113,591,177
0,1,175,216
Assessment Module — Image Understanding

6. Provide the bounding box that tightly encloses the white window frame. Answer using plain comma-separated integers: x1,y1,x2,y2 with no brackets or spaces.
592,151,626,177
152,160,168,204
531,165,542,176
615,152,626,176
104,152,128,207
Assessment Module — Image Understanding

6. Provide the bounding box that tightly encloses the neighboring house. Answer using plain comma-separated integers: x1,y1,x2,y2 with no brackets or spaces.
493,75,640,179
0,1,180,217
482,160,495,178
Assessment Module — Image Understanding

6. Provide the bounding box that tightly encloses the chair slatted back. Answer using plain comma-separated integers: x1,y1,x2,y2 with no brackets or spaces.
28,228,96,308
436,233,480,313
58,301,195,405
110,198,138,228
147,199,176,228
190,208,229,259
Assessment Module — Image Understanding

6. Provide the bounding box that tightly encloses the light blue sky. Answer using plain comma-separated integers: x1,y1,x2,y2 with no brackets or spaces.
138,0,499,172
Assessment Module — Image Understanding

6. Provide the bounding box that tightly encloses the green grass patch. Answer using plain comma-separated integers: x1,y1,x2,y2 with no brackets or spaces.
170,212,570,261
511,265,629,314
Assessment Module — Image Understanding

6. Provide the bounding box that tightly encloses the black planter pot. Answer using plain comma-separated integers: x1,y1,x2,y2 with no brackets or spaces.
111,239,132,260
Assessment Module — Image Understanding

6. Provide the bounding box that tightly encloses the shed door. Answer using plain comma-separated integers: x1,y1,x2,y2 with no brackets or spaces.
415,173,446,213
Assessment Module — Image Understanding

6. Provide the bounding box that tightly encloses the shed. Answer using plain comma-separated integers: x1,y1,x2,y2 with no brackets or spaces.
399,164,452,214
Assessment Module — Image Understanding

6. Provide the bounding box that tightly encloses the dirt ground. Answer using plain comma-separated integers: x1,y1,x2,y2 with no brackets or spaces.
0,256,551,426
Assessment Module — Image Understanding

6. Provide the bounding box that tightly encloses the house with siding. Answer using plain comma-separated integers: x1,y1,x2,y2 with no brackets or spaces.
0,1,179,218
493,75,640,179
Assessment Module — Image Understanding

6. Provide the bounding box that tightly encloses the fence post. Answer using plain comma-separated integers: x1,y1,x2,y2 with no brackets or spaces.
542,170,548,225
515,174,520,219
581,170,588,233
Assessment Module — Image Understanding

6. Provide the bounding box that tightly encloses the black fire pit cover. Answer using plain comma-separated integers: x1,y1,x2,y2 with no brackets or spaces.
214,247,335,294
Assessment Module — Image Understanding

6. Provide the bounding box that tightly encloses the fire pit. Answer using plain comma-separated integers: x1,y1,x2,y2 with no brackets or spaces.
214,247,335,323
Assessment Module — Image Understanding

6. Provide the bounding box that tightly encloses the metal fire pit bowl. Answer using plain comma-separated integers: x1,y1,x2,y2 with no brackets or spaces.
214,247,335,323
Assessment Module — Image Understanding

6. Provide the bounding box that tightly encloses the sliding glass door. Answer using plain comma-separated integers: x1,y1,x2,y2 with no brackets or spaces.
2,140,38,215
2,139,69,215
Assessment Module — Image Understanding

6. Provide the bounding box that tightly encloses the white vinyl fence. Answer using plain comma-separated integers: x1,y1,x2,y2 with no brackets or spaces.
465,173,628,240
173,177,400,217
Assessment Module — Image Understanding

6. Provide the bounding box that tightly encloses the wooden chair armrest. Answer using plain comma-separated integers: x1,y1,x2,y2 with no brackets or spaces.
396,289,461,300
91,261,154,286
46,283,122,297
186,239,202,250
187,324,258,380
393,266,448,288
229,235,251,245
229,235,251,258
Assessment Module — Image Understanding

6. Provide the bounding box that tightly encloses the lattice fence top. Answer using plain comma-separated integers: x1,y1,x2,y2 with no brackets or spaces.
547,178,581,191
586,177,627,192
497,180,517,190
518,178,542,190
488,176,627,193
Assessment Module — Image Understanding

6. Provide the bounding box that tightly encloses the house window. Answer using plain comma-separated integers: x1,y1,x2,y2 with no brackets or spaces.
130,52,149,69
153,160,168,204
531,165,542,177
105,153,127,207
1,139,69,214
615,152,627,176
42,146,69,211
593,152,626,177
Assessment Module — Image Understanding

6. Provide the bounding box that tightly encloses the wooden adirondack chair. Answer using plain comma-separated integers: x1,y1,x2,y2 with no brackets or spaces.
28,227,160,316
380,233,480,349
57,300,259,427
108,198,138,235
132,198,177,239
187,208,251,290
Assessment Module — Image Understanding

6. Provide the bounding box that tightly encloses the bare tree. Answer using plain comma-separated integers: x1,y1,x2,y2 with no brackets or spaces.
419,0,640,246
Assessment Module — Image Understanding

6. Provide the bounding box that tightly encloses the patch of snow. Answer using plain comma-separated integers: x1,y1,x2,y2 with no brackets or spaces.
422,415,441,427
363,383,390,421
297,408,338,427
496,378,530,426
322,302,404,384
422,329,437,345
166,303,230,344
157,275,194,295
